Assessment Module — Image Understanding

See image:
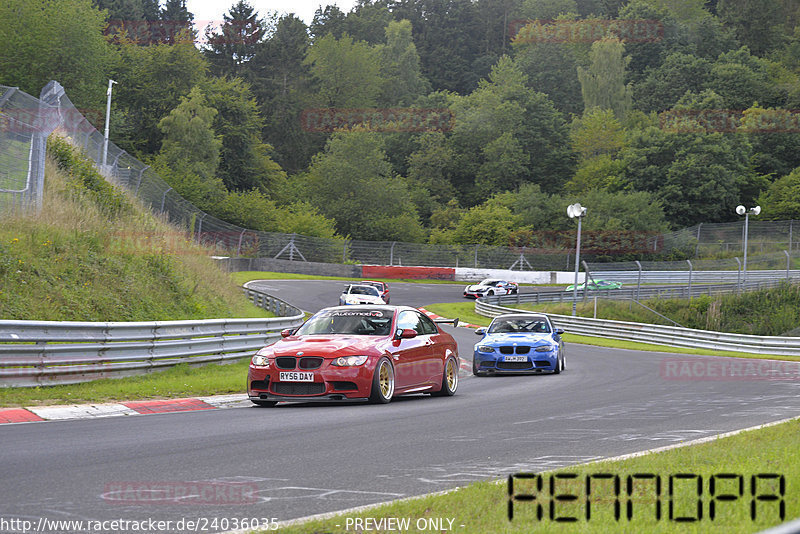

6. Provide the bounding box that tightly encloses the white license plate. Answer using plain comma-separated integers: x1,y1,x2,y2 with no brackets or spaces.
279,371,314,382
504,355,528,362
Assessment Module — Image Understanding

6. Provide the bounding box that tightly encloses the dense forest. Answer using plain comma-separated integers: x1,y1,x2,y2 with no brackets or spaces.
2,0,800,246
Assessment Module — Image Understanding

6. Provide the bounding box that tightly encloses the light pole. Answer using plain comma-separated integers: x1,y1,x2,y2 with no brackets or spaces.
736,204,761,285
567,203,587,317
102,79,117,168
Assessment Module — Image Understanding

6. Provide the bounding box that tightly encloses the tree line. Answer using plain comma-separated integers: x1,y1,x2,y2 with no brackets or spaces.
2,0,800,250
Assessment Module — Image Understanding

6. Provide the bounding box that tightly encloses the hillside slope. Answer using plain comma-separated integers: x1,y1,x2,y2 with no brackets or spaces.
0,137,268,321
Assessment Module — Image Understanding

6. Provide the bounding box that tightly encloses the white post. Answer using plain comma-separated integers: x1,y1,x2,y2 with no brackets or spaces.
102,79,117,167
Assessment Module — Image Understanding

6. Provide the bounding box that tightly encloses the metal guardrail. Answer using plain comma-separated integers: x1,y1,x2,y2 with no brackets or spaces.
475,300,800,356
586,269,800,285
482,277,793,307
0,287,304,387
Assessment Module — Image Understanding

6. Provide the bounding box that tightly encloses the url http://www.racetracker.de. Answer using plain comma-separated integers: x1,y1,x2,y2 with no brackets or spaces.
0,516,280,533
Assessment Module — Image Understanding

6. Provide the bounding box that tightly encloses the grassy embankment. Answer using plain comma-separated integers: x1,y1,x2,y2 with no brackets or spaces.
0,137,271,406
270,417,799,534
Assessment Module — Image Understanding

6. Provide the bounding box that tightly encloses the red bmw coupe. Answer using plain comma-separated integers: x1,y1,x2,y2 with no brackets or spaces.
248,305,460,406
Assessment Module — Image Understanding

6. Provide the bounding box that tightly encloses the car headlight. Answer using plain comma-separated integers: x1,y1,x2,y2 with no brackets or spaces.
477,345,495,353
331,355,369,366
535,345,556,352
252,354,271,367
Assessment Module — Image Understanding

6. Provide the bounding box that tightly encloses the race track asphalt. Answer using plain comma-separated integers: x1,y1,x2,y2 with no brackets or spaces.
2,280,799,531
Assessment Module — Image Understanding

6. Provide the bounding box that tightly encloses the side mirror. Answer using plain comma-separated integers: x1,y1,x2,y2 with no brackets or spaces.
474,327,486,335
555,328,565,335
396,328,417,339
280,328,294,338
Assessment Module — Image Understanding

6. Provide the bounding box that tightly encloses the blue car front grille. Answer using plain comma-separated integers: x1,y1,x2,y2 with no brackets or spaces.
497,361,533,370
498,346,531,355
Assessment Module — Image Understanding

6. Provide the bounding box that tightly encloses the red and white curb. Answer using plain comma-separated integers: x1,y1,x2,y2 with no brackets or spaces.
418,307,482,329
0,394,250,425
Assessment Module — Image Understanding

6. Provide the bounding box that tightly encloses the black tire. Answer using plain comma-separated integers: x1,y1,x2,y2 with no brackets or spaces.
369,358,394,404
433,357,459,396
487,290,495,296
553,351,564,374
251,399,277,407
472,358,486,376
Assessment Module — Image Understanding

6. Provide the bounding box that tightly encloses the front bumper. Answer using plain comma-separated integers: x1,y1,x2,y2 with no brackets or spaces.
247,364,374,401
473,351,558,373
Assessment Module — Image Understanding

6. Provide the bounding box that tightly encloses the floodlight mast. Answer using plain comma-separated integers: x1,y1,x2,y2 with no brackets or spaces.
568,203,586,317
736,205,761,285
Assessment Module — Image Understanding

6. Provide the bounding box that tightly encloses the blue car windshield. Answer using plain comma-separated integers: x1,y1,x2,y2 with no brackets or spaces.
489,318,550,334
297,310,393,335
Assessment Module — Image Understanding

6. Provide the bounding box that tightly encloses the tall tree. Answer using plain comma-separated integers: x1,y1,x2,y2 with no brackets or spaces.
378,19,430,106
112,36,208,155
302,131,425,241
303,33,382,107
159,0,193,44
0,0,116,111
577,37,633,120
202,77,286,194
717,0,786,56
204,0,267,77
309,5,347,40
94,0,144,21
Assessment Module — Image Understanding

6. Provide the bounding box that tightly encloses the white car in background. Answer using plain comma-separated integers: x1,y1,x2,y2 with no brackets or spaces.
463,279,519,299
339,284,387,305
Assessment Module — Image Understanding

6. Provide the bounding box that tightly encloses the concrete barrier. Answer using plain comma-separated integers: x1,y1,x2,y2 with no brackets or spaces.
455,267,584,284
361,265,456,280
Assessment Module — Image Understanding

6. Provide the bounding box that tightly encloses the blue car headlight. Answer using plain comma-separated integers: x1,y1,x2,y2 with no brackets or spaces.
535,345,556,353
477,345,495,353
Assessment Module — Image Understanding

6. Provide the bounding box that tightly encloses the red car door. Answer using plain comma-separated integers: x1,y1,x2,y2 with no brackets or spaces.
391,310,434,390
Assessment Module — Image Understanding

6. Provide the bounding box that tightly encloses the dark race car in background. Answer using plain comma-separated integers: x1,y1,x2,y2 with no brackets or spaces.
473,313,565,376
463,278,519,299
248,305,459,406
362,280,390,304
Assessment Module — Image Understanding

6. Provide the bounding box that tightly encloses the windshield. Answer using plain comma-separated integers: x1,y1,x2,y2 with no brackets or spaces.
348,286,380,296
488,317,550,334
296,309,393,336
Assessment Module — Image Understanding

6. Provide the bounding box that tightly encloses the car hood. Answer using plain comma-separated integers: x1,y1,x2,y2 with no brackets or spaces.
479,333,552,345
465,284,487,291
273,336,387,357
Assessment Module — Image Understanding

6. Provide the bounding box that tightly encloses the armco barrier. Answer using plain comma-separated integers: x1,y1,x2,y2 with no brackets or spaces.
474,299,800,356
361,265,455,280
0,287,304,387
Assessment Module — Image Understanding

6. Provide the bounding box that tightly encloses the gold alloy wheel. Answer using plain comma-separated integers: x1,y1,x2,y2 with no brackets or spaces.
446,359,457,391
379,361,394,399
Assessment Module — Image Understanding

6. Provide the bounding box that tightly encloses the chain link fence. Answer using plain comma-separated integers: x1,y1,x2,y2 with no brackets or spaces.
0,80,792,271
0,85,58,214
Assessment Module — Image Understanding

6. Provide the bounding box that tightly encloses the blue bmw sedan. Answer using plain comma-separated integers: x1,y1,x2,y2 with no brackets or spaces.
472,313,565,376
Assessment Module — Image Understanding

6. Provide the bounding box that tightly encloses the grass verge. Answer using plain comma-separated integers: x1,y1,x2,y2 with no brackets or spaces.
0,359,250,408
423,302,800,361
266,417,800,533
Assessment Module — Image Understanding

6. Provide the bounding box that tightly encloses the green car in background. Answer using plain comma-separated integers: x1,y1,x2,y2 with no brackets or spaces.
564,279,623,291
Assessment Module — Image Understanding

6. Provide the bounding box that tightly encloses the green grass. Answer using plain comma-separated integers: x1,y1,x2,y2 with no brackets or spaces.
0,359,250,407
423,302,800,361
268,417,800,533
0,138,267,321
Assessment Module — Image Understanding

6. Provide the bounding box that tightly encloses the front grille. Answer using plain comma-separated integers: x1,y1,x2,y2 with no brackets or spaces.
497,361,533,370
479,361,496,368
272,382,326,395
298,357,323,370
275,357,296,369
499,346,531,354
534,360,552,368
331,381,358,391
250,379,269,390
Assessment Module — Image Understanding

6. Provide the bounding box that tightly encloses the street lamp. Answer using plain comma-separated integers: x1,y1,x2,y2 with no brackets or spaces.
736,204,761,285
102,79,117,168
567,203,587,317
